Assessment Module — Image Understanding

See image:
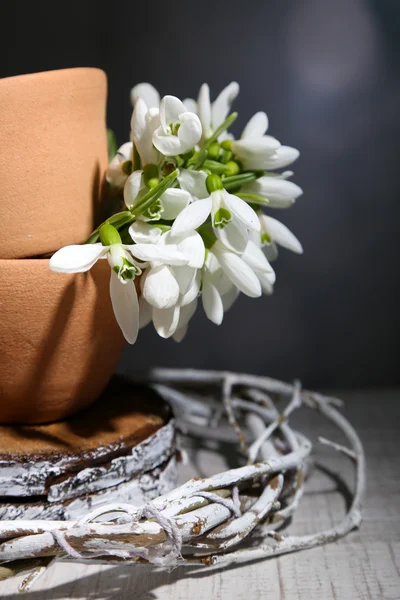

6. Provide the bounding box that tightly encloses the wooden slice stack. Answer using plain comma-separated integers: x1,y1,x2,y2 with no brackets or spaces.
0,377,177,520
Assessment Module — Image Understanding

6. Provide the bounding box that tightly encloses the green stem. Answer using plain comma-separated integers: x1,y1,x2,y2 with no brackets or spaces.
85,211,135,244
236,193,269,205
205,113,238,148
131,169,179,217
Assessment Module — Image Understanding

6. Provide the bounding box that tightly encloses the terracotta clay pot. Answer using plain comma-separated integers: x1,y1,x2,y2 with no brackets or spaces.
0,67,108,259
0,258,125,424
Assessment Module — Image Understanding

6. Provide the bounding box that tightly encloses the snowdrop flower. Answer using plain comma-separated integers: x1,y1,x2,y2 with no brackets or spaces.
230,112,282,171
212,240,271,299
171,174,260,254
49,224,188,344
242,171,303,208
129,222,204,311
138,275,201,340
152,96,202,156
105,142,133,188
257,213,303,261
241,239,276,296
184,82,240,140
130,98,161,166
124,168,191,221
201,250,239,325
130,83,160,110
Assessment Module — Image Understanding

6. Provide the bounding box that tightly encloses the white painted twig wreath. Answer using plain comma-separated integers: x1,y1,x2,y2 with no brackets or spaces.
0,369,365,593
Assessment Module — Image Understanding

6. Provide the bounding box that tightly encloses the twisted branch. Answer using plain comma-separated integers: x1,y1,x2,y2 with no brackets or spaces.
0,369,365,592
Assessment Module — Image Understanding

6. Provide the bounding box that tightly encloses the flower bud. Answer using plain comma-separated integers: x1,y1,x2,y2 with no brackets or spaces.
221,139,232,151
100,223,122,246
207,142,221,160
224,161,240,176
143,164,159,189
206,173,224,194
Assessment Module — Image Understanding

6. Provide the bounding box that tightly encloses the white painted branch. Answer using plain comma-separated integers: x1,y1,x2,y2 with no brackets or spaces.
0,369,365,593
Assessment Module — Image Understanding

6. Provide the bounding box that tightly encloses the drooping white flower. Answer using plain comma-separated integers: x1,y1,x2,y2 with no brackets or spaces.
184,82,240,140
212,240,267,299
49,236,188,344
171,175,260,254
105,142,133,189
201,250,238,325
231,112,282,171
257,213,303,261
241,239,276,295
152,96,202,157
138,275,200,340
242,172,303,208
130,83,160,109
130,98,161,166
129,222,204,311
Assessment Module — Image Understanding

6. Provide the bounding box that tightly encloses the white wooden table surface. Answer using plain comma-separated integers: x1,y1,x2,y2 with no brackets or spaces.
0,388,399,599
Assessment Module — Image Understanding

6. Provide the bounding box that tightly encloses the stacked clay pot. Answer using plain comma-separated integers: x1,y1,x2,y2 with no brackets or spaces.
0,68,125,424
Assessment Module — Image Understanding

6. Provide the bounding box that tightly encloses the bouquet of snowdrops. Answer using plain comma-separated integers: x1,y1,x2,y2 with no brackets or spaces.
49,82,303,344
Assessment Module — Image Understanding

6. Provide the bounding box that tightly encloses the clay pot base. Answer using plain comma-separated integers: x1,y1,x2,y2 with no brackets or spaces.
0,377,177,520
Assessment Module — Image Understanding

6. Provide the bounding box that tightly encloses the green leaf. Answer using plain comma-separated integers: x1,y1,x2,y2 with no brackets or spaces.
205,112,238,148
107,129,117,160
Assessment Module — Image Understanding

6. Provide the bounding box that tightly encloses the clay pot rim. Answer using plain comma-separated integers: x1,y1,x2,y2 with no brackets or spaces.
0,66,106,86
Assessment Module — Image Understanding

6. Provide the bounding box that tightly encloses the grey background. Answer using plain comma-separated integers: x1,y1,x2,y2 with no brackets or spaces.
1,0,399,388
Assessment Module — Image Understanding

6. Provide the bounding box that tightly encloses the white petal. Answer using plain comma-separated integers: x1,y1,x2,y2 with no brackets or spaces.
177,112,202,153
183,98,197,113
128,243,188,266
213,242,262,298
178,298,198,329
130,83,160,109
152,127,182,156
131,99,159,165
260,216,303,254
178,169,208,199
245,176,303,203
152,304,180,338
242,240,274,272
172,265,196,295
214,219,248,254
257,271,274,295
124,170,144,209
143,265,180,309
49,244,106,273
211,82,239,129
116,141,134,160
202,280,224,325
180,271,201,306
263,146,300,170
160,95,186,131
109,270,139,344
176,231,205,268
160,188,191,220
197,83,211,137
172,324,188,343
221,285,239,311
241,112,269,140
129,221,162,244
139,295,152,329
225,193,260,231
263,241,279,261
231,137,281,170
171,198,212,237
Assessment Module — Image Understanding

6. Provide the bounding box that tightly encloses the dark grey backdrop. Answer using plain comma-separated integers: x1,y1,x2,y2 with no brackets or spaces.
1,0,399,388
